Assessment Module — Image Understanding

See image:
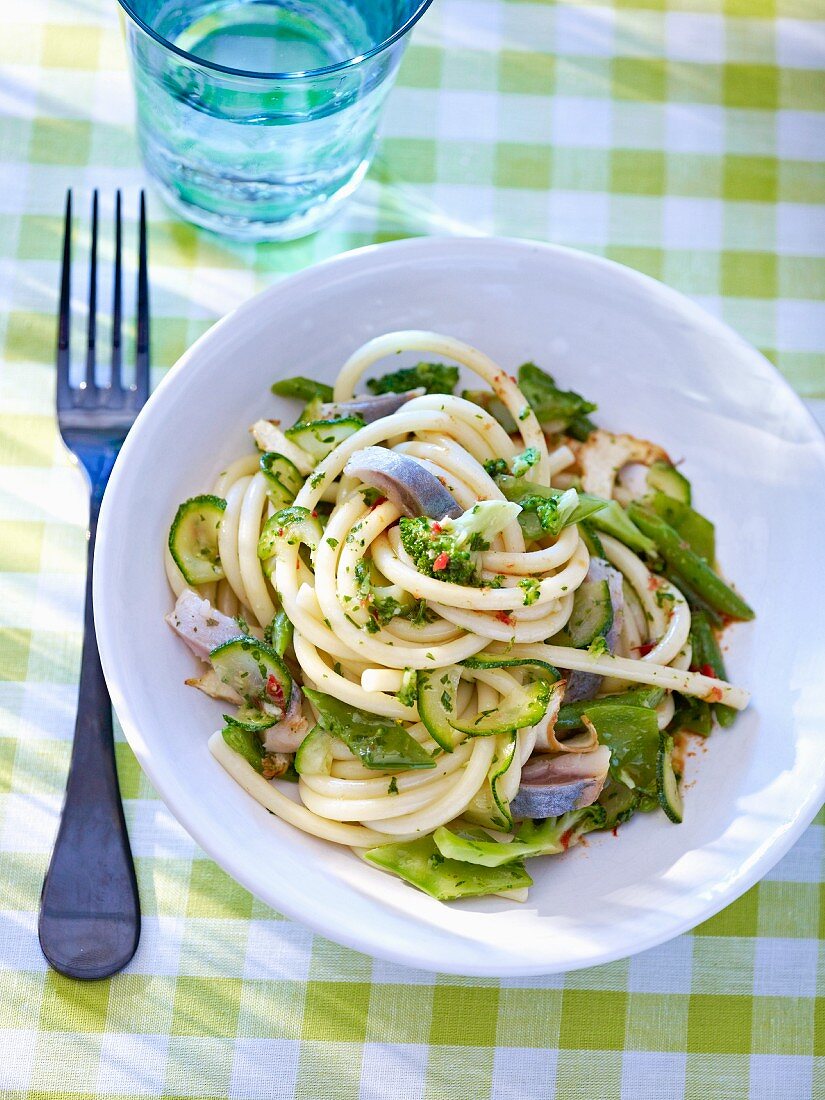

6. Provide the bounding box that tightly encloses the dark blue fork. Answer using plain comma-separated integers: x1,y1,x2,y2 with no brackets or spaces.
38,190,148,979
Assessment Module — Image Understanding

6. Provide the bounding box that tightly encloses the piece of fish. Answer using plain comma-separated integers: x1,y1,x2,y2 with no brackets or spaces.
510,745,611,818
166,590,241,661
318,389,423,424
344,447,463,519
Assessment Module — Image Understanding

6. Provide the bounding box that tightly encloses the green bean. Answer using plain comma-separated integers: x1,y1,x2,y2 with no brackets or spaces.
627,503,754,621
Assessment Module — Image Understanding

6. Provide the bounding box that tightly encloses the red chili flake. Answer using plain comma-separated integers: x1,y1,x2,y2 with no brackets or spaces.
310,509,318,518
369,495,387,511
698,663,717,679
265,675,285,709
559,828,574,851
612,826,619,837
433,551,450,572
647,575,661,591
636,641,656,657
431,523,442,534
706,686,723,703
495,611,515,626
278,528,284,536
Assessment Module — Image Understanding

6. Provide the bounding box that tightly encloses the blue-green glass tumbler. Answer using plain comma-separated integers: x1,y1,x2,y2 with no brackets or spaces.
117,1,432,240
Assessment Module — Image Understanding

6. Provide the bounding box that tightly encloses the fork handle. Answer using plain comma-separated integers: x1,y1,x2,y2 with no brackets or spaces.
39,490,140,980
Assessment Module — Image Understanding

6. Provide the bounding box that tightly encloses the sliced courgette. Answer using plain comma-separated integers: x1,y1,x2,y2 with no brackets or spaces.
294,726,334,776
657,734,684,823
223,708,277,733
566,578,613,648
260,452,303,509
258,506,323,562
449,679,551,736
210,637,293,714
284,416,365,461
464,733,517,831
647,461,691,505
417,666,464,752
461,653,560,682
168,494,226,585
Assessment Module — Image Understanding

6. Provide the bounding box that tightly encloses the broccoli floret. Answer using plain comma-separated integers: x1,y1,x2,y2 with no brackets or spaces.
399,501,521,586
367,362,459,396
399,517,481,585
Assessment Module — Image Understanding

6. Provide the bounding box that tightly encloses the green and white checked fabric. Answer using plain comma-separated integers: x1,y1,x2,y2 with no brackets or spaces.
1,0,823,1097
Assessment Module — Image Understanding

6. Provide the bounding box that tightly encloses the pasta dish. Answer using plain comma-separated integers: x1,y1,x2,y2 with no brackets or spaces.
165,331,753,902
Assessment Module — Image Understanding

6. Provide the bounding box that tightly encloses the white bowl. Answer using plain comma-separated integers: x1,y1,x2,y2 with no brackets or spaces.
95,237,825,976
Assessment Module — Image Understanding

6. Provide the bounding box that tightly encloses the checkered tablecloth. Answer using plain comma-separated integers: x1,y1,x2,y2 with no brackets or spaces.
1,0,823,1097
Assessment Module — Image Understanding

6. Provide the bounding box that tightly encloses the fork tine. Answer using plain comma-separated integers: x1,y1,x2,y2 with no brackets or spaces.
81,189,99,400
56,190,72,409
109,190,124,397
133,190,150,408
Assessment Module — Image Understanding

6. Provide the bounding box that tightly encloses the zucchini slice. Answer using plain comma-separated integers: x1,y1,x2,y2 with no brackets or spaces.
417,666,464,752
168,494,226,585
461,653,559,682
657,734,684,823
258,506,323,563
284,416,365,461
647,461,691,505
294,726,334,777
260,452,303,509
449,679,551,736
210,637,293,714
223,708,276,733
566,578,613,648
464,733,517,831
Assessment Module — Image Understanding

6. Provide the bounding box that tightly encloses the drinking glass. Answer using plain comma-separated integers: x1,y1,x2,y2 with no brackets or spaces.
117,0,432,240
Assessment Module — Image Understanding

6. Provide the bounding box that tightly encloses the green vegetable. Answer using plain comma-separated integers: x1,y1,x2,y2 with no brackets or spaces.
259,452,303,509
689,610,736,727
643,490,715,562
657,734,684,823
363,834,532,900
663,566,724,627
271,377,334,402
223,709,276,733
210,637,292,713
557,687,664,731
168,495,226,585
484,448,541,480
417,666,464,751
598,777,640,828
258,506,323,562
264,610,293,658
566,578,613,648
221,724,264,773
461,653,560,682
463,734,518,830
579,521,605,559
366,361,458,396
462,390,518,433
670,695,713,736
627,503,754,621
399,500,520,586
646,461,691,505
284,416,365,462
496,476,605,539
294,726,333,776
433,806,607,868
304,689,435,771
448,679,552,737
517,362,597,439
589,498,657,556
582,704,661,806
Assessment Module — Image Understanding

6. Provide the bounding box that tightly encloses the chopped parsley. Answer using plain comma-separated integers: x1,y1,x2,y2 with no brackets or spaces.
518,577,541,606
